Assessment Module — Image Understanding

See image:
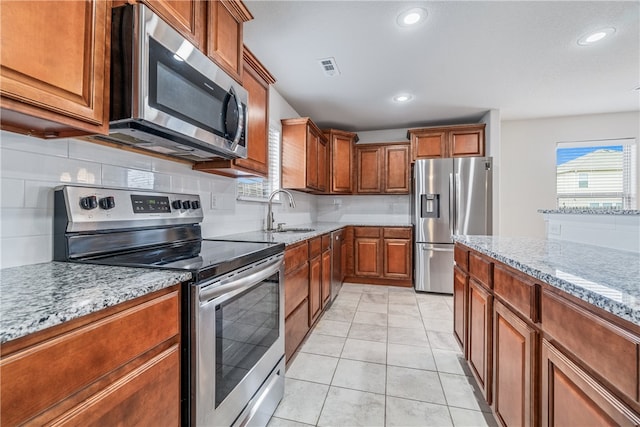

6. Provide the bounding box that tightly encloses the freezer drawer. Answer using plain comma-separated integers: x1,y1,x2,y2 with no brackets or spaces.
415,243,454,294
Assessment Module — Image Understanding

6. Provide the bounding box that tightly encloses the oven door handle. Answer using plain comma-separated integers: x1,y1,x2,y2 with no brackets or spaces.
199,256,282,303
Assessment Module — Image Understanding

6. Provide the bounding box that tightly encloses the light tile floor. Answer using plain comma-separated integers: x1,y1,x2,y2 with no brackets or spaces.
268,283,498,427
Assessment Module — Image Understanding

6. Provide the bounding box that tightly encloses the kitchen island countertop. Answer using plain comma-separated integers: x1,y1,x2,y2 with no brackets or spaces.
454,235,640,325
211,222,413,245
0,262,191,344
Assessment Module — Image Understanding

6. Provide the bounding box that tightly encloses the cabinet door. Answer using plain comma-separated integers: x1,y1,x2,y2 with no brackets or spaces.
143,0,205,48
382,238,411,280
309,255,322,324
206,0,252,82
317,135,328,192
329,133,354,193
285,299,309,362
321,250,332,308
306,127,319,190
411,131,447,160
354,237,381,277
0,0,109,136
453,266,468,353
493,301,537,427
384,145,410,193
450,128,485,157
356,146,382,193
541,339,640,427
233,51,270,176
468,278,492,404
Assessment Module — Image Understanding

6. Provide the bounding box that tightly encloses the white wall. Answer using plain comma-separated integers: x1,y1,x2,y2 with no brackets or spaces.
480,109,501,235
500,111,640,238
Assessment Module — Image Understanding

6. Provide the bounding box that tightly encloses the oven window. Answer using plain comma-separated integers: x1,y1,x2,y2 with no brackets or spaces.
215,273,280,407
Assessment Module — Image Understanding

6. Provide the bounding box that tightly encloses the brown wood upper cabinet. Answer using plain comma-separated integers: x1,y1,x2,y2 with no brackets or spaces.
206,0,253,83
0,0,111,138
282,117,328,193
408,124,485,160
323,129,358,194
355,143,410,194
141,0,206,48
194,47,275,177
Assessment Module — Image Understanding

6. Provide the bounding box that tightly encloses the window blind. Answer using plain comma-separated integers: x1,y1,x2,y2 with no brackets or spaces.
237,121,281,201
556,138,637,209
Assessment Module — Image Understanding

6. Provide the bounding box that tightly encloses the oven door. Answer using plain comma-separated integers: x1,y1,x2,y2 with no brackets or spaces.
194,254,285,427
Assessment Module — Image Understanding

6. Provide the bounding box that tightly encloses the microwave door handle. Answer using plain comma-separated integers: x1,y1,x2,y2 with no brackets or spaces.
227,86,244,151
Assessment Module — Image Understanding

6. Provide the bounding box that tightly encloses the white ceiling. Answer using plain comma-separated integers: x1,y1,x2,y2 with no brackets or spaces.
242,1,640,132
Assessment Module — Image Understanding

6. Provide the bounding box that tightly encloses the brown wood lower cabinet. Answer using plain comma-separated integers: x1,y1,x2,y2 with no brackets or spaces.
541,339,640,427
493,301,537,427
0,286,180,426
468,278,492,404
284,233,335,363
347,226,412,287
284,240,310,361
454,242,640,427
453,266,468,352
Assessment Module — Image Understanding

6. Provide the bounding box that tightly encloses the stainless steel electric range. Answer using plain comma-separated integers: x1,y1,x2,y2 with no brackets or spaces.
53,185,285,426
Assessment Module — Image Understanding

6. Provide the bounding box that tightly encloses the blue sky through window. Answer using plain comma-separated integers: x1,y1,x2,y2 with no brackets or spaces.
556,145,623,165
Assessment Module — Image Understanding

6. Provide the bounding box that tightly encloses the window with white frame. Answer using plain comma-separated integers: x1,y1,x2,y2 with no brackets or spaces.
237,121,281,201
556,138,637,209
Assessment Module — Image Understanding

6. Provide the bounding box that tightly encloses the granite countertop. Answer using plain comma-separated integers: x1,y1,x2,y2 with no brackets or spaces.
0,262,192,344
454,235,640,325
211,222,413,245
538,208,640,215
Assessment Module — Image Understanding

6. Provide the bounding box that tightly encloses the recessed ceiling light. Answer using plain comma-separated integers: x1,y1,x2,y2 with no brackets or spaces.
577,27,616,46
397,8,427,27
393,94,413,103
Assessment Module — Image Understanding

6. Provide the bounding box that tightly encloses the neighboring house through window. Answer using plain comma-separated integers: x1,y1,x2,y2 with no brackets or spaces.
556,138,637,209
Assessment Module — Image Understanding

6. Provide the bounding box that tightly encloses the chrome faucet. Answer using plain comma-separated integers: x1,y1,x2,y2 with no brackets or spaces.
266,189,296,231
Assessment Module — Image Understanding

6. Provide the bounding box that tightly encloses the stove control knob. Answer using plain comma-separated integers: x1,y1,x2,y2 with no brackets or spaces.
182,200,192,210
172,200,182,210
80,196,98,210
191,200,200,209
99,196,115,210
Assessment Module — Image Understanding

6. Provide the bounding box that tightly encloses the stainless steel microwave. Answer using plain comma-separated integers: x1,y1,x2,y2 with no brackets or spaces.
103,4,248,161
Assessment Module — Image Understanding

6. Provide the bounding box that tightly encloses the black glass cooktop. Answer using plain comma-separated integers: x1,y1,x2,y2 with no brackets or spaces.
81,239,284,282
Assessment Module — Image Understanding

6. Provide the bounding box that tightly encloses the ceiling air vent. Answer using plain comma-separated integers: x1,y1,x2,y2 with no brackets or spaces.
318,57,340,77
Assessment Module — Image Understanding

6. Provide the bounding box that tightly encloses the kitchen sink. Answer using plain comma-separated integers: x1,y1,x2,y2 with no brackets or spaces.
272,227,316,233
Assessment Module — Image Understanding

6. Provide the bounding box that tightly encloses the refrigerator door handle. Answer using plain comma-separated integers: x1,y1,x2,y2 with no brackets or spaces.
421,246,454,252
448,173,454,237
455,172,461,235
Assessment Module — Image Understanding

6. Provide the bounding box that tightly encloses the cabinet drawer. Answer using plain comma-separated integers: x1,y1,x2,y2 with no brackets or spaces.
494,265,538,323
383,227,412,239
454,245,469,271
49,345,180,426
285,299,310,361
541,289,640,403
354,227,381,238
284,263,309,318
469,252,492,289
309,236,322,258
322,234,331,251
285,241,308,274
0,290,179,426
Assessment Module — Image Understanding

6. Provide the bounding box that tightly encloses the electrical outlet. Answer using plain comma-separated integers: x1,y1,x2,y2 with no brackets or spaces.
211,195,219,210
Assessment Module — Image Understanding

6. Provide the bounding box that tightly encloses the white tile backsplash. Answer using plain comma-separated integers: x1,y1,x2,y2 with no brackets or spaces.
1,178,25,208
0,131,69,158
1,131,411,267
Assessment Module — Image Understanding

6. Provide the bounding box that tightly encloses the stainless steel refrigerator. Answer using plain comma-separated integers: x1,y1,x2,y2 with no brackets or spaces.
412,157,492,293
